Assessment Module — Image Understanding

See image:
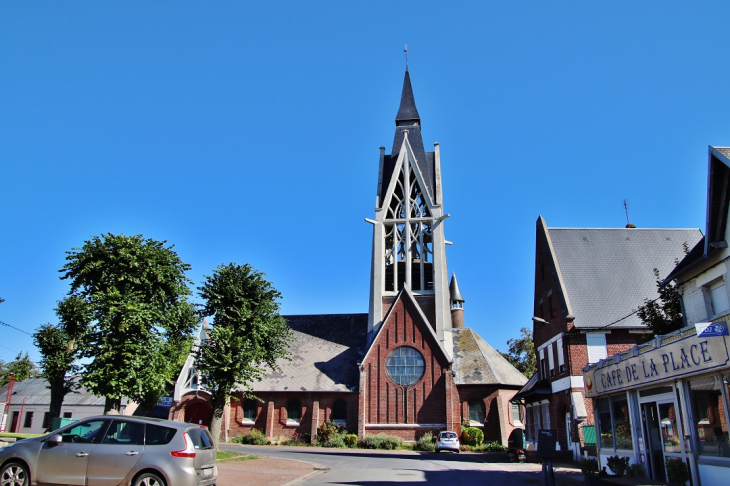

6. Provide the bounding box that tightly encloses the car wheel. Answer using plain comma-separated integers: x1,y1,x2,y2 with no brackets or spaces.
134,472,165,486
456,449,460,453
1,462,29,486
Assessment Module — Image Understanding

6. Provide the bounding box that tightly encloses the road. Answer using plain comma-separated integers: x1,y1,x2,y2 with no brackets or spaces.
220,444,583,486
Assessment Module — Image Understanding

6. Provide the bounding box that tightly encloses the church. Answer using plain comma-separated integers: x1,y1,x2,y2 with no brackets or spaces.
170,68,527,444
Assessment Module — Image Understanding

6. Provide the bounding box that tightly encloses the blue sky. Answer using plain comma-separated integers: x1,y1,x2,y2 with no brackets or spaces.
2,2,730,365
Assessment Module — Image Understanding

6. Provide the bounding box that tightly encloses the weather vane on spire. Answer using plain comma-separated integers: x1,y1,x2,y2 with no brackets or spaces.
404,44,408,68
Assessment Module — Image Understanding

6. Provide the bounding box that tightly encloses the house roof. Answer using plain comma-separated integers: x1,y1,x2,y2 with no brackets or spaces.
0,377,117,407
512,373,552,402
545,225,703,329
248,314,368,393
665,146,730,284
452,328,528,386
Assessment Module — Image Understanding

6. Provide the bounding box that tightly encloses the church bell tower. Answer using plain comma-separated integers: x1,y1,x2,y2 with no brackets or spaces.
367,68,452,356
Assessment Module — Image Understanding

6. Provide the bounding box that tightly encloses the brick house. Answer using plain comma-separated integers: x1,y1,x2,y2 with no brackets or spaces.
170,68,527,444
513,216,702,460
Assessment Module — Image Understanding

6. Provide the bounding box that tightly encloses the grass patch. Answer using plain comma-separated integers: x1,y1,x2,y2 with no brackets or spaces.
216,451,257,462
0,433,42,440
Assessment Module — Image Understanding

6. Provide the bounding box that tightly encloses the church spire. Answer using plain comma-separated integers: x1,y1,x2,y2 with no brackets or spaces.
395,68,421,126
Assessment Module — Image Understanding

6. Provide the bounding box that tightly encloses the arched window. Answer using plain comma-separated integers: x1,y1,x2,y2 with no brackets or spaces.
243,399,257,422
332,399,347,426
469,399,486,425
286,399,301,424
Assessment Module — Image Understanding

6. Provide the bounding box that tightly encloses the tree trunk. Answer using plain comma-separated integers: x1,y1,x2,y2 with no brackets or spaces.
209,394,227,451
104,397,122,415
47,377,67,431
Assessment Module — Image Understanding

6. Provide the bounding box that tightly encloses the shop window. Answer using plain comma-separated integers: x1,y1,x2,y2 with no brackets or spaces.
597,395,633,450
242,399,257,423
332,399,347,426
689,375,730,457
286,399,301,425
469,399,485,425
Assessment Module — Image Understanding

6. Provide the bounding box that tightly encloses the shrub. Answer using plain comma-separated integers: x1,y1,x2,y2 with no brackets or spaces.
344,434,358,448
284,433,309,446
482,441,507,452
416,432,436,452
360,433,403,450
666,458,689,485
321,433,347,448
317,421,344,443
607,455,630,477
460,444,472,452
461,427,484,446
234,428,268,445
580,459,600,476
626,463,646,478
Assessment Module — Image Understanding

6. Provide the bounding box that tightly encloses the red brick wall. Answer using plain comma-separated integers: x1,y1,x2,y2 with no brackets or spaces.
227,392,359,441
361,293,451,439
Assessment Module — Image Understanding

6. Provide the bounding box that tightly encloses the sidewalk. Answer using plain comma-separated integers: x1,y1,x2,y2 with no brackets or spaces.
216,456,325,486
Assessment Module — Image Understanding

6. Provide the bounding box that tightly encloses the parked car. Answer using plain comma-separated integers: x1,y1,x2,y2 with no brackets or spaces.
436,430,460,453
0,415,217,486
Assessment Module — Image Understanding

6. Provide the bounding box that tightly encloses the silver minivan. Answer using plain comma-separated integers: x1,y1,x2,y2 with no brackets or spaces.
0,415,217,486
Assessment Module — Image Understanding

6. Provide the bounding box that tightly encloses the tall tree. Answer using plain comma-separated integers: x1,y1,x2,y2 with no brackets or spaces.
500,327,537,378
196,263,293,449
60,233,198,414
33,296,92,426
0,352,39,388
637,268,685,336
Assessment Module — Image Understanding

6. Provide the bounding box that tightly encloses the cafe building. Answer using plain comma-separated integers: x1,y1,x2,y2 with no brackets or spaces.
583,146,730,486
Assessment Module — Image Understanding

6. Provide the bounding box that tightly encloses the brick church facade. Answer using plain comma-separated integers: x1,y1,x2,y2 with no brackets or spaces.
170,68,527,444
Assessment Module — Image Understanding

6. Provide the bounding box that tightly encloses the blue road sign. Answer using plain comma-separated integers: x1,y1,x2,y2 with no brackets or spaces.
695,321,729,337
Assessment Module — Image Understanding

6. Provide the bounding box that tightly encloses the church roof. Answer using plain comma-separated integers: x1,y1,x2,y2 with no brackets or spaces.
449,273,464,302
452,328,528,387
542,223,703,329
395,68,420,123
248,314,368,393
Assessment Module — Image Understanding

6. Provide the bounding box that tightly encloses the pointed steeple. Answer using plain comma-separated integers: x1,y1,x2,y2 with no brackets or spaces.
450,273,465,329
395,68,421,126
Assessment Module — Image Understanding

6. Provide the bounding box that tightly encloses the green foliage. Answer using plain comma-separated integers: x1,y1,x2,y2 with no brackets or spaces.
606,455,630,477
499,327,536,377
360,433,403,450
321,433,347,448
666,458,690,484
461,427,484,446
60,233,198,413
480,441,507,452
196,263,293,448
626,463,646,478
580,459,600,476
637,265,686,336
344,434,358,448
317,421,344,443
231,429,268,445
416,432,436,452
0,352,39,388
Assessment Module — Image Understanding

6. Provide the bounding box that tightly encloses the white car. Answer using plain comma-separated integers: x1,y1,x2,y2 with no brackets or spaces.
436,430,460,453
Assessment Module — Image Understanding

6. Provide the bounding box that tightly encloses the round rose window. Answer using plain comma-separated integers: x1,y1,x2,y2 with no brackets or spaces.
385,346,425,386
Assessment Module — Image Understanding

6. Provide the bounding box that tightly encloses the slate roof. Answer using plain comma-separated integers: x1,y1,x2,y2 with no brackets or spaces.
547,227,703,329
248,314,368,393
452,328,528,387
0,377,115,407
449,273,465,302
512,373,552,401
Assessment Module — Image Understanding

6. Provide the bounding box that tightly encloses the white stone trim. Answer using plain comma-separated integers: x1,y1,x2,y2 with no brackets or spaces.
551,375,585,393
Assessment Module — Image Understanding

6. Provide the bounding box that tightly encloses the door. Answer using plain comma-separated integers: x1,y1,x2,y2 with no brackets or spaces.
86,419,145,486
643,403,666,482
9,411,19,433
36,419,108,485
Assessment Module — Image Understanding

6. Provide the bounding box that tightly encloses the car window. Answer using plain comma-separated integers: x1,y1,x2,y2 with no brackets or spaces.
440,432,457,439
186,427,214,450
146,424,177,445
61,420,108,444
102,420,145,446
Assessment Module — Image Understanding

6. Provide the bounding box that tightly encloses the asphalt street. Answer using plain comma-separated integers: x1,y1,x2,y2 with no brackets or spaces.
220,444,583,486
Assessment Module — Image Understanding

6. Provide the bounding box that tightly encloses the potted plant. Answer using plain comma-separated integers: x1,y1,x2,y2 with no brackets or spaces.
580,458,605,486
666,458,690,485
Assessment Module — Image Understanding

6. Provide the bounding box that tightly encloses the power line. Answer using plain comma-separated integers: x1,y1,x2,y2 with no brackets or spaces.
0,319,33,336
